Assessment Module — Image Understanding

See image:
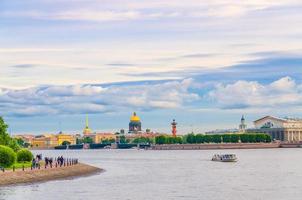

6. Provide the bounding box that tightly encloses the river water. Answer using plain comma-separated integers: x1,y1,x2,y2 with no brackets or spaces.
0,148,301,200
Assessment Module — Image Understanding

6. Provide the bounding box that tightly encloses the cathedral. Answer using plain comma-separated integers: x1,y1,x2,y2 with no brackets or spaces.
129,112,142,133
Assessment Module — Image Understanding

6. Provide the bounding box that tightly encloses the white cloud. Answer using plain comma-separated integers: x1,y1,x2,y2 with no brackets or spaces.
208,76,302,109
0,79,199,116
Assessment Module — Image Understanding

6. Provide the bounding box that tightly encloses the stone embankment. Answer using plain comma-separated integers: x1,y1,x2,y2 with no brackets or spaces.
0,163,102,186
151,143,280,150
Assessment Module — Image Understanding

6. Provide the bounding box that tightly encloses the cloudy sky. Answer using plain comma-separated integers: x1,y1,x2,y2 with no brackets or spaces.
1,0,302,134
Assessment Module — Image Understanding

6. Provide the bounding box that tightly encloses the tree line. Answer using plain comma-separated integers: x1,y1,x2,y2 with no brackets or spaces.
76,132,272,145
154,133,271,145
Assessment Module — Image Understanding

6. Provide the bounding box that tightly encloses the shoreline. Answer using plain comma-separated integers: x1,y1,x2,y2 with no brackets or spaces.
0,163,102,187
29,142,302,151
151,143,282,150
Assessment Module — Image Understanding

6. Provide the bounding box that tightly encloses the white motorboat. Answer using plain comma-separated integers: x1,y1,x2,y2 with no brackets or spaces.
212,154,237,162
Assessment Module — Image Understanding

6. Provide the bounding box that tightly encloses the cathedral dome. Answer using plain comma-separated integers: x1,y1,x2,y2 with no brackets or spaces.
130,112,141,122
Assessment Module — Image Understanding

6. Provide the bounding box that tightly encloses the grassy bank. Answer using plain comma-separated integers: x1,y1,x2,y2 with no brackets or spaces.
5,162,32,170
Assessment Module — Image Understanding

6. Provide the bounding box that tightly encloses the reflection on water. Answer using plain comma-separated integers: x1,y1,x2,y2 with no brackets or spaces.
0,149,302,200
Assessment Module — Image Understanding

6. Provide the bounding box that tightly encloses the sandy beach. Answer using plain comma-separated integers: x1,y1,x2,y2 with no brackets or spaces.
0,163,102,186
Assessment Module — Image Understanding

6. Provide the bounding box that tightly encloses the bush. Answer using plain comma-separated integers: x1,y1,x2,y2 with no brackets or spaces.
0,145,16,167
17,149,33,162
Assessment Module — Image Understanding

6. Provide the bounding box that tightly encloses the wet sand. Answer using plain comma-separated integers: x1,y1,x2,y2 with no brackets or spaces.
0,163,102,186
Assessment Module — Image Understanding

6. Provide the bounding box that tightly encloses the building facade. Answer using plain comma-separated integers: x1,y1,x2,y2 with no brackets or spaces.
57,133,76,145
32,134,58,148
31,133,76,148
250,116,302,142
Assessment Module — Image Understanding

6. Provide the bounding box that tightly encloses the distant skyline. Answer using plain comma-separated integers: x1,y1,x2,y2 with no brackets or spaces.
1,0,302,134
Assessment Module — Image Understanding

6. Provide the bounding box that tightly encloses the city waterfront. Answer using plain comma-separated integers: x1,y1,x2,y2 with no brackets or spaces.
1,149,302,200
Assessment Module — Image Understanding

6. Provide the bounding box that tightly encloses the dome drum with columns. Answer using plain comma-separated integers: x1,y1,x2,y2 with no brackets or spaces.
129,112,142,133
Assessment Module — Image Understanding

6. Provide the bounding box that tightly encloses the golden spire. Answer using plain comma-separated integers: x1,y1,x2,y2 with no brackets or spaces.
86,114,89,128
83,114,92,135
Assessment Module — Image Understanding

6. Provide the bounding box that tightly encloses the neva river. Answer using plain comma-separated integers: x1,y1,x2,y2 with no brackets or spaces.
1,148,302,200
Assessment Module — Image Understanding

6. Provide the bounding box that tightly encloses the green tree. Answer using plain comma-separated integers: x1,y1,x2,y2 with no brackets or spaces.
265,134,272,143
222,134,232,143
203,135,212,143
0,117,12,145
155,135,166,145
16,138,25,147
119,135,127,144
212,135,222,143
62,141,71,145
186,133,196,144
132,137,152,144
76,138,83,144
176,136,183,144
240,134,249,143
8,139,20,152
102,138,116,144
83,137,93,144
195,134,204,143
249,134,257,143
0,145,16,167
0,117,20,151
230,134,240,143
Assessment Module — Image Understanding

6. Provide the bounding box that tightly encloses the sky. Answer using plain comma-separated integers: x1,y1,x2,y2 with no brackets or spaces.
1,0,302,134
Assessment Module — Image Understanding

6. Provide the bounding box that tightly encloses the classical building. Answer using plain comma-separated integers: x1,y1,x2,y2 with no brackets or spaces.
32,134,58,148
239,115,247,133
250,116,302,142
129,112,142,133
31,133,76,148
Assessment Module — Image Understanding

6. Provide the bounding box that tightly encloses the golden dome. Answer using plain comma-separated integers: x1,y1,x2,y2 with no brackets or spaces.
83,127,92,135
130,112,141,122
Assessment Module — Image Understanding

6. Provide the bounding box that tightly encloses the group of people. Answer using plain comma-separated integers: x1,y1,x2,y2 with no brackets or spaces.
44,157,54,168
31,154,42,169
31,154,79,169
56,156,65,167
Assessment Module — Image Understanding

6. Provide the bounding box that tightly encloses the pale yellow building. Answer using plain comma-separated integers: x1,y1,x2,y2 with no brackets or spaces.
57,133,76,145
32,134,58,148
31,133,76,148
